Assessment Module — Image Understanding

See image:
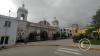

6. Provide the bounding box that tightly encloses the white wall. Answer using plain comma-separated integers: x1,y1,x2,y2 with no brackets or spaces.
0,16,18,46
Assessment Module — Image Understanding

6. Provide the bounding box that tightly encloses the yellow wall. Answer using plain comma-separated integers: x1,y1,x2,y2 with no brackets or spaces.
73,28,87,36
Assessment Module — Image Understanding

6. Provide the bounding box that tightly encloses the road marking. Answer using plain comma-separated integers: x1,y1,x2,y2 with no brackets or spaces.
58,48,80,52
54,51,67,56
55,48,82,55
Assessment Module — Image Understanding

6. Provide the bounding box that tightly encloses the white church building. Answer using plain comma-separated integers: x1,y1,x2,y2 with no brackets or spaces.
0,4,59,46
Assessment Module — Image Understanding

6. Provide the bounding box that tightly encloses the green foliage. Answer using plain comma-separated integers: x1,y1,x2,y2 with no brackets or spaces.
92,9,100,29
73,34,100,45
73,34,86,43
90,39,100,45
85,27,95,36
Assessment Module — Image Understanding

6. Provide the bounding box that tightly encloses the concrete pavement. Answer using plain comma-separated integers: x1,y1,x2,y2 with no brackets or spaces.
26,39,74,46
27,39,100,51
16,39,100,51
0,45,100,56
0,39,100,56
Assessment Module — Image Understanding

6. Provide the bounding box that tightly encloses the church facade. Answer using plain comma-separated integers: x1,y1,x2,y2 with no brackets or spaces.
0,4,59,46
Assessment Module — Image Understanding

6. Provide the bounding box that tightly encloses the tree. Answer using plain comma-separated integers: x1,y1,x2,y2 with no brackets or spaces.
92,9,100,29
85,27,95,38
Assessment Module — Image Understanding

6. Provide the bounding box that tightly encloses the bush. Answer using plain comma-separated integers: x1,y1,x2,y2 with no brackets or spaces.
90,39,100,45
73,34,100,45
73,34,86,43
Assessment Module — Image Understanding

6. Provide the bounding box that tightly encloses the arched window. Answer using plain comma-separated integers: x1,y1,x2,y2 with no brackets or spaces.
20,14,25,20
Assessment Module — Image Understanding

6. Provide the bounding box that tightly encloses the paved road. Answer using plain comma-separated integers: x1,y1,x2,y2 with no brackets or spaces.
0,39,100,56
27,39,74,46
0,46,100,56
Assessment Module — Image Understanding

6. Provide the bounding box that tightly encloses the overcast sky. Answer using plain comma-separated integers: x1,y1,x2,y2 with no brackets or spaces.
0,0,100,27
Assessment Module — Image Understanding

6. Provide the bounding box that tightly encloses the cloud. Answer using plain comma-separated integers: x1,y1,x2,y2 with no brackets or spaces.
13,0,100,27
0,0,17,16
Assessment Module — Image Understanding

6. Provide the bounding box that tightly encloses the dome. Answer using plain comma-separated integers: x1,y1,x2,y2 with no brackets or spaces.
17,4,28,14
52,19,59,24
52,18,59,27
39,20,50,26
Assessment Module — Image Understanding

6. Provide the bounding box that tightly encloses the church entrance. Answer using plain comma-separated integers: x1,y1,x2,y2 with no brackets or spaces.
40,31,48,41
28,31,37,42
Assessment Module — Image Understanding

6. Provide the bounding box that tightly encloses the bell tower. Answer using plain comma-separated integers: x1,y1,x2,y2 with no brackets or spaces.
52,17,59,28
17,4,28,21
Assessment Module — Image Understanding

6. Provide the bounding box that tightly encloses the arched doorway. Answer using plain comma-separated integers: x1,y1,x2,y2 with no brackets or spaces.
40,30,48,41
53,32,60,40
28,31,37,42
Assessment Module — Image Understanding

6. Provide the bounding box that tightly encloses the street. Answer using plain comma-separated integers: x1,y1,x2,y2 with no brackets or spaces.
0,0,100,56
0,39,100,56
